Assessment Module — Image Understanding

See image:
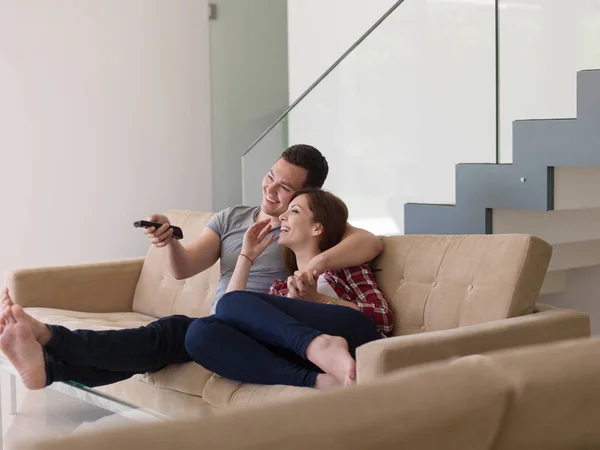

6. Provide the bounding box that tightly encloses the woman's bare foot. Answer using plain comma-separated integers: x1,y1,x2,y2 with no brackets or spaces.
314,373,341,390
0,304,46,390
305,335,356,386
0,288,51,345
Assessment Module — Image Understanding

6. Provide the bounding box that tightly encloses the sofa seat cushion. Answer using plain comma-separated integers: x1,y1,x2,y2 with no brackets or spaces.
203,374,318,409
135,362,214,398
24,307,215,398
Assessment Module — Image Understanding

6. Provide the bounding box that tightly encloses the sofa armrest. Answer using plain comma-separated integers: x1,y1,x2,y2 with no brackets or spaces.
4,258,144,313
357,305,591,383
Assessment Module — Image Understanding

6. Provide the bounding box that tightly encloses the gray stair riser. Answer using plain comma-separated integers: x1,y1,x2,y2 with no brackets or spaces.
405,69,600,235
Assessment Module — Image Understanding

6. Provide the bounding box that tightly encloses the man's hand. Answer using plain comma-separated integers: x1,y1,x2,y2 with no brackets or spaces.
241,219,276,261
302,254,327,278
144,214,174,248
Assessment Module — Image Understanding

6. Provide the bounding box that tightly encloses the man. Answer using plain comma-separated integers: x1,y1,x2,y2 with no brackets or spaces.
145,144,382,312
0,144,382,390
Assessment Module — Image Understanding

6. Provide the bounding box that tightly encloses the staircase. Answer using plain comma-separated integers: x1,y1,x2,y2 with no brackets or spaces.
405,69,600,294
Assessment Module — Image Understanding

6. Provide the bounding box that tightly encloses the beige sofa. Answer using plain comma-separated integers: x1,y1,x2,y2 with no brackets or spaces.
19,337,600,450
4,210,590,417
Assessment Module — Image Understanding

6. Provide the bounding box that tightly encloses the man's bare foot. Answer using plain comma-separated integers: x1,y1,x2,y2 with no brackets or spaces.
314,373,342,390
1,287,12,308
305,335,356,386
0,305,46,390
0,288,51,345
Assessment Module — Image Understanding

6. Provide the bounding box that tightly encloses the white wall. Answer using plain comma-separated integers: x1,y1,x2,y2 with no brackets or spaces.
0,0,212,278
286,0,497,235
210,0,289,211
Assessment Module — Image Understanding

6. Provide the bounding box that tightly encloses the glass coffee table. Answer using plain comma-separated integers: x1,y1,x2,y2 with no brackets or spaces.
0,355,166,449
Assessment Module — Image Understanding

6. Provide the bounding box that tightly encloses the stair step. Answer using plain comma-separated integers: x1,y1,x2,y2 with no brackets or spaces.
405,69,600,236
554,167,600,210
493,208,600,244
549,239,600,271
456,163,550,211
404,203,490,235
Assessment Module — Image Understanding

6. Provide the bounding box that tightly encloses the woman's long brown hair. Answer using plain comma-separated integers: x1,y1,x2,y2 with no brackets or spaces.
282,188,349,273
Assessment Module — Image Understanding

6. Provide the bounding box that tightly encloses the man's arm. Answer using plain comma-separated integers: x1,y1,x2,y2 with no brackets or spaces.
167,228,221,280
306,224,383,274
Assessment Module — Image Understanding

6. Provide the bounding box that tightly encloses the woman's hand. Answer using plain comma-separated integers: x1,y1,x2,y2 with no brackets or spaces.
287,271,319,303
286,276,302,299
289,270,319,302
241,218,275,261
227,219,274,294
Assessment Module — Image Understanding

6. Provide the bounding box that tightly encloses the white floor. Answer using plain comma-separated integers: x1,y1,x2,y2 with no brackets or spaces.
0,368,134,450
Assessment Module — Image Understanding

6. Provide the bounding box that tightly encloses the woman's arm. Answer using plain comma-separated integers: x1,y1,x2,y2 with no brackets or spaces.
291,272,360,311
312,293,360,311
226,218,275,293
344,265,394,335
305,224,383,275
226,255,254,293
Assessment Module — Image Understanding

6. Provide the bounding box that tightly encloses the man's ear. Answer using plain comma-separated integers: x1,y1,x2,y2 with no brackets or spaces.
312,223,324,237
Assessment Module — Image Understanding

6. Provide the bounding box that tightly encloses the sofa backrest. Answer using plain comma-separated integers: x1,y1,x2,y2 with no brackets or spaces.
132,212,552,330
21,337,600,450
132,210,220,318
372,234,552,336
24,355,514,450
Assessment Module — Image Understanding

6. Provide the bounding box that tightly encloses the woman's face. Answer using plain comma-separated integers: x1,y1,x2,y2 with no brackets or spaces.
278,194,322,249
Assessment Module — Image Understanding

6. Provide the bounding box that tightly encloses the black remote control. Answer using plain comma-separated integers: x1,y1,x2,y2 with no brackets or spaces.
133,220,184,240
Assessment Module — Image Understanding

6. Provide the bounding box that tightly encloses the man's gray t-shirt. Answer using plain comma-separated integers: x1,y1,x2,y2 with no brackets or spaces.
206,205,290,313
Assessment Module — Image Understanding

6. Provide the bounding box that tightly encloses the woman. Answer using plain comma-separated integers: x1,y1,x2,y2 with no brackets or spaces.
0,190,392,391
184,188,393,389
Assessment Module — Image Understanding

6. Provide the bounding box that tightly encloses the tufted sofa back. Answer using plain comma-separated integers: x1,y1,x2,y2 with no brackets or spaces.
371,234,552,336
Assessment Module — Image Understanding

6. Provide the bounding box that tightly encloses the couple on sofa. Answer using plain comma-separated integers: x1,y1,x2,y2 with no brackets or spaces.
0,145,394,392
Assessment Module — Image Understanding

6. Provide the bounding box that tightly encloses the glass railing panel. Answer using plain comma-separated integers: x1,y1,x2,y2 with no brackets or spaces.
498,0,600,162
244,0,497,235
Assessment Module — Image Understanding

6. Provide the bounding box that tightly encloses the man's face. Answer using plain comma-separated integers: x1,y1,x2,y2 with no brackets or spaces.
261,158,308,218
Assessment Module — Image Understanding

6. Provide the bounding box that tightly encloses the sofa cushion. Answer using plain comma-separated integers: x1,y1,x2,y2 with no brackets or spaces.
94,375,214,420
136,361,214,398
132,210,221,319
488,337,600,450
202,374,318,409
372,234,552,335
25,307,215,398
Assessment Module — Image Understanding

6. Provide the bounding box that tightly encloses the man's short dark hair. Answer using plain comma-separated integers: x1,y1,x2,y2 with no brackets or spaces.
281,144,329,188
